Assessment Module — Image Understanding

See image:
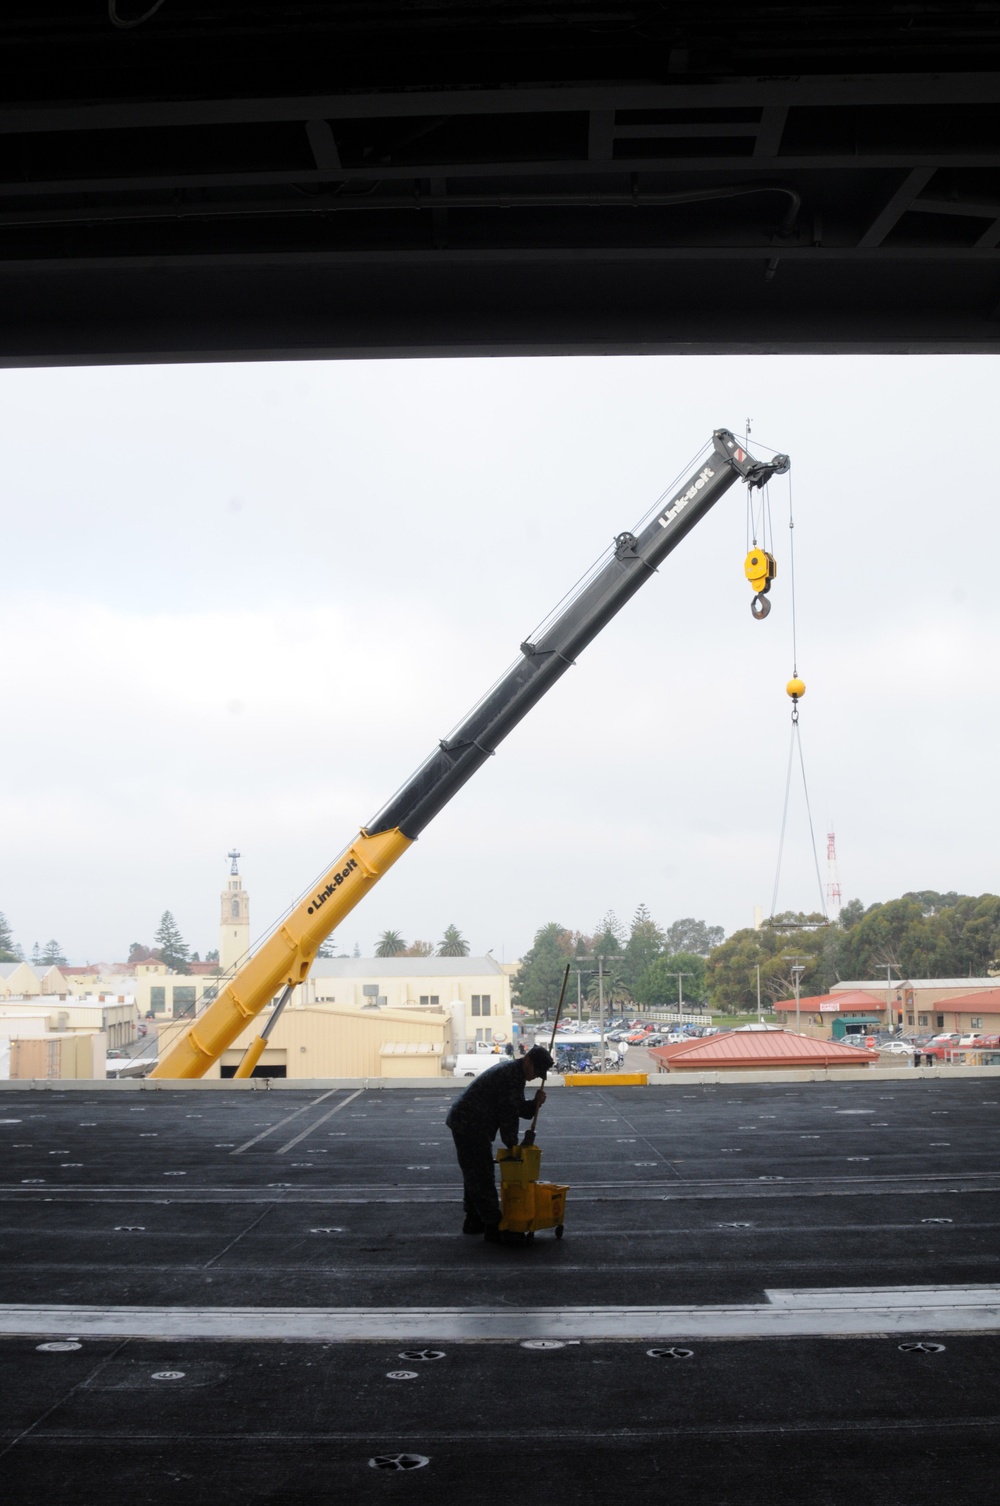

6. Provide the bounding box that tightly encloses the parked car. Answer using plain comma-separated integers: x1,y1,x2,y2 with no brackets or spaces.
879,1040,914,1055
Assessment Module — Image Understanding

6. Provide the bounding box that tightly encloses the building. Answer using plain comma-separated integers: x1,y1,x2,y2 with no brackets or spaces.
153,956,513,1080
0,995,137,1050
301,956,512,1052
133,959,222,1020
772,989,886,1041
0,961,72,998
772,978,1000,1040
649,1029,879,1072
220,850,250,973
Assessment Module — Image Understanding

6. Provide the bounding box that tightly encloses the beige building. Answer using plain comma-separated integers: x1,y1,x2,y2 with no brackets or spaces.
833,978,1000,1033
154,1001,453,1079
133,959,223,1020
302,956,513,1053
0,995,137,1050
155,956,513,1080
0,962,72,998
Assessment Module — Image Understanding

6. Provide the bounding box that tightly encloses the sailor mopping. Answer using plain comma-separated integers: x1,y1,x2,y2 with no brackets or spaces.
446,1045,555,1245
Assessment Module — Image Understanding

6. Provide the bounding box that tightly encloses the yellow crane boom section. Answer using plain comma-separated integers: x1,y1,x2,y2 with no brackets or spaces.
149,827,412,1079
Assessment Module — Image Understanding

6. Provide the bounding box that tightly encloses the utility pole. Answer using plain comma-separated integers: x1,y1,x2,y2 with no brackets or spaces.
598,955,605,1067
785,956,811,1034
673,971,693,1016
573,966,595,1025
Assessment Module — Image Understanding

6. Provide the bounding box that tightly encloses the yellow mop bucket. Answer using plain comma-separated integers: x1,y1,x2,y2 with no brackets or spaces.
496,1144,568,1240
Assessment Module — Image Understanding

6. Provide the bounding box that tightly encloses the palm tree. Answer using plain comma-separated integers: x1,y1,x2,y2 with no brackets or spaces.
437,924,470,957
375,930,407,957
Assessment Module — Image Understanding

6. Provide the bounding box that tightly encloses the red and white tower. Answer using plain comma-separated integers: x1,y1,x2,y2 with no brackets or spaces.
826,828,842,919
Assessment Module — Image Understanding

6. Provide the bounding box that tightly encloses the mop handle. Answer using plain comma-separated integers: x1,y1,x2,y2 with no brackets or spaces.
529,963,570,1136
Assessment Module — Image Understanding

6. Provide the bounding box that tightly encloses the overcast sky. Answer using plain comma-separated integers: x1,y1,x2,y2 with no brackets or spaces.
2,354,997,966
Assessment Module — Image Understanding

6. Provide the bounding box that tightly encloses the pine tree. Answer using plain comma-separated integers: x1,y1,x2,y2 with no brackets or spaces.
0,911,17,963
153,911,191,974
622,903,666,993
40,939,67,966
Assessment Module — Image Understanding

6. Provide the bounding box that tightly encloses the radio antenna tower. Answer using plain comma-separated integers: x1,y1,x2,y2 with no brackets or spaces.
826,828,842,919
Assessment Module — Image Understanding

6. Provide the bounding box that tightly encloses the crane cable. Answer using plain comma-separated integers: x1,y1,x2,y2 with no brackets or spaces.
769,466,827,920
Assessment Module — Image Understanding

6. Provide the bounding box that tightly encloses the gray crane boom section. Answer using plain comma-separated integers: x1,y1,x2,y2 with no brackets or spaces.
367,427,789,840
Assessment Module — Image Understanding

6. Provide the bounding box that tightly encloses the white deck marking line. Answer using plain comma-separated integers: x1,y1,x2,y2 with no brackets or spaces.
2,1288,999,1342
275,1090,364,1154
230,1088,347,1155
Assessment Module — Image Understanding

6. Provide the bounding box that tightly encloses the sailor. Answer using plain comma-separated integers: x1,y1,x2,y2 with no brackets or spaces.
446,1046,554,1242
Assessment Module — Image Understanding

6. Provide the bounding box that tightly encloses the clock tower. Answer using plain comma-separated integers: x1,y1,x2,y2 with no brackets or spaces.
220,850,250,973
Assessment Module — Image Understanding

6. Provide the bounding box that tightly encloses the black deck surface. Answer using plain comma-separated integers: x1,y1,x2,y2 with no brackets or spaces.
1,1078,998,1504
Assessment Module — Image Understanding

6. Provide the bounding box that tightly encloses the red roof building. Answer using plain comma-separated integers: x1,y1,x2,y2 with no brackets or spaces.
648,1029,879,1072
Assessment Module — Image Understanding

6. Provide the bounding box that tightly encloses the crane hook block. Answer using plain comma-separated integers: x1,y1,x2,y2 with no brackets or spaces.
745,547,776,621
744,547,777,595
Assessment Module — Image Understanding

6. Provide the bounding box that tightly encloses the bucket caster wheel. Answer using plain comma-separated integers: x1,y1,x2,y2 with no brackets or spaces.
555,1225,564,1240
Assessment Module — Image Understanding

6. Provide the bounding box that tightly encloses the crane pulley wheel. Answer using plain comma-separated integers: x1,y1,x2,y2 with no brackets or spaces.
751,593,771,619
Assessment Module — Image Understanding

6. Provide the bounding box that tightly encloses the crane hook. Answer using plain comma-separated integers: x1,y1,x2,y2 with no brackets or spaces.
744,547,777,621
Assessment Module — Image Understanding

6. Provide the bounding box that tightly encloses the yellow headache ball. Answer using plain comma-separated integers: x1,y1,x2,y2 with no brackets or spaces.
786,677,806,700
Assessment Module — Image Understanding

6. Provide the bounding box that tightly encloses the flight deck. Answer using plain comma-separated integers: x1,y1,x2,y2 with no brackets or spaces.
1,1077,997,1504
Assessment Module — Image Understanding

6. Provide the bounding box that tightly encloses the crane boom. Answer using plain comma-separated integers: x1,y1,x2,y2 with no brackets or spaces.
151,428,789,1079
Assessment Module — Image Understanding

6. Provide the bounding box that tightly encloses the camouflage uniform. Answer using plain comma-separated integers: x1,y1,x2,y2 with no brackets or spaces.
446,1060,540,1226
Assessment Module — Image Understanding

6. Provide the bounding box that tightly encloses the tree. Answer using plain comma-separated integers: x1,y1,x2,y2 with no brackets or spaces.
666,917,725,956
705,914,827,1014
0,910,17,963
838,898,865,929
621,903,666,994
840,897,927,980
404,940,434,957
128,941,154,963
634,951,707,1008
316,938,337,959
513,923,573,1014
31,942,41,966
902,889,964,917
839,892,1000,981
40,939,67,966
154,910,191,973
591,910,626,958
375,930,407,957
437,924,470,957
205,949,219,963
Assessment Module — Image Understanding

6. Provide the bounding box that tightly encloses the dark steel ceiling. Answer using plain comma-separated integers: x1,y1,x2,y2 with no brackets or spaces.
3,2,1000,363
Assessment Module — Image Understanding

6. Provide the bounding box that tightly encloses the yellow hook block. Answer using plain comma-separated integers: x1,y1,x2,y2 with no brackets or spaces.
744,547,777,596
